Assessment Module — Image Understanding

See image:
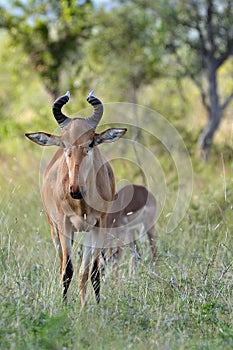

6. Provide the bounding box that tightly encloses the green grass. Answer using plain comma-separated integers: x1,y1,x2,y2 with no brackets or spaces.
0,151,233,350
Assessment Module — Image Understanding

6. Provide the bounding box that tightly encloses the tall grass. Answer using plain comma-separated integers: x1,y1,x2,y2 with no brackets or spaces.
0,149,233,350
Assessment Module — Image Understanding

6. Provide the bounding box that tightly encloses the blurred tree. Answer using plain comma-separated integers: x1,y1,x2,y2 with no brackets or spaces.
0,0,93,99
84,3,164,184
131,0,233,160
84,3,163,104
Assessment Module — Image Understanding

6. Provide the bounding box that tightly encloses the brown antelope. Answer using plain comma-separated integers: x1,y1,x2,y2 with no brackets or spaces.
25,90,126,305
106,184,157,274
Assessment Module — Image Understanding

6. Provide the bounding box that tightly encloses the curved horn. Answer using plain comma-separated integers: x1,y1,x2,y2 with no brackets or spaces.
52,91,70,129
86,90,104,129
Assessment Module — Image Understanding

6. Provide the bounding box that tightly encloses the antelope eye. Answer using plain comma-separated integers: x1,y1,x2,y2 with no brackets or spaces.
89,139,95,148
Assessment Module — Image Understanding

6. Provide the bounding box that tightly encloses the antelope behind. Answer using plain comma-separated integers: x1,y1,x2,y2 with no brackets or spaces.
25,90,126,305
106,184,157,273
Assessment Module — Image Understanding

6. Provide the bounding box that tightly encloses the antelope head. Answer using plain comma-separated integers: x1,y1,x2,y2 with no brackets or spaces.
26,91,127,200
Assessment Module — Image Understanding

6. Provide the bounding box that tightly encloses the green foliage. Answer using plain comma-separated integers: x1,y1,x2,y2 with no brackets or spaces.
131,0,233,102
83,2,163,102
0,0,94,97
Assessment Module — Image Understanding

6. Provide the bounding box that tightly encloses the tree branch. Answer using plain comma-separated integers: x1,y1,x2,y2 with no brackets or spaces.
222,89,233,110
196,22,209,57
174,52,209,112
216,38,233,68
206,0,216,54
178,17,208,57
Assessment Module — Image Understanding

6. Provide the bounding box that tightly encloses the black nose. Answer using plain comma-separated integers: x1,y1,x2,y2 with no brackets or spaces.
70,191,83,200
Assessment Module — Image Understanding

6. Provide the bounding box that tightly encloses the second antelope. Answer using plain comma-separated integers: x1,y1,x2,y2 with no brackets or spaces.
106,184,157,273
26,90,126,305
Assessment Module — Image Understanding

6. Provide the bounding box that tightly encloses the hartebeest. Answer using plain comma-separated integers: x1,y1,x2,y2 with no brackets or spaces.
25,90,126,305
106,184,157,273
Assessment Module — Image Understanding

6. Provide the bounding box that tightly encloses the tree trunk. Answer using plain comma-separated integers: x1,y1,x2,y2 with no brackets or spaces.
198,61,222,161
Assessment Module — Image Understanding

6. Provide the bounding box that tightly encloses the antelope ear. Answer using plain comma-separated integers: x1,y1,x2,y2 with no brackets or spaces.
94,128,127,145
25,132,62,147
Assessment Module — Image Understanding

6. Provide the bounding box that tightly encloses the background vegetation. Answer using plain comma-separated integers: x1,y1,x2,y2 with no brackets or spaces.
0,0,233,349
